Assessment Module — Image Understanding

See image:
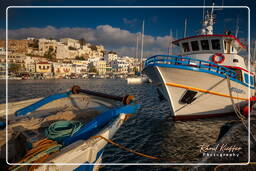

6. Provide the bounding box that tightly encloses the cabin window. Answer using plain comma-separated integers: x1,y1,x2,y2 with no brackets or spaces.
233,59,238,63
211,39,221,50
201,40,210,50
244,73,255,85
191,41,199,51
182,42,190,52
231,68,243,82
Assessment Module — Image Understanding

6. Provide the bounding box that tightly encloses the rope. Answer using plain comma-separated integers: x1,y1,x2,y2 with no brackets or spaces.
93,135,174,162
9,139,62,171
214,76,256,170
45,120,83,143
214,162,256,171
226,75,256,142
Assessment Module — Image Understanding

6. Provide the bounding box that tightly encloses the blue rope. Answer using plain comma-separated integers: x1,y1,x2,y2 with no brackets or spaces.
45,120,83,143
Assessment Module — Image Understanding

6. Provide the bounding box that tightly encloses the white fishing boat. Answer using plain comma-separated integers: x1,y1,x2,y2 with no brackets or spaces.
0,86,139,171
143,5,255,120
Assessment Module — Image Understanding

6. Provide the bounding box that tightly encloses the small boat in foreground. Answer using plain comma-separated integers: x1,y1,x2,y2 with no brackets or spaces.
0,86,140,171
143,5,255,120
126,76,150,84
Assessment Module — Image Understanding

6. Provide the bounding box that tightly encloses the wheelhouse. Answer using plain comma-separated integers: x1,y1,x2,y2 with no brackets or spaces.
172,34,246,55
171,34,255,88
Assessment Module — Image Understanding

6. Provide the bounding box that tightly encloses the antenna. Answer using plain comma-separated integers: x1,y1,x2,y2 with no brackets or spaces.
184,18,188,38
202,0,206,22
235,15,240,37
140,20,144,72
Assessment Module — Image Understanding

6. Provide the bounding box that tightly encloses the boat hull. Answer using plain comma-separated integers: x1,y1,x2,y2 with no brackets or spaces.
0,94,134,171
144,65,253,119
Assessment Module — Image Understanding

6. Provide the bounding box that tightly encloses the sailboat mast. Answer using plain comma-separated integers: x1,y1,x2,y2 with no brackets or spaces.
168,29,173,55
184,18,188,38
140,20,144,73
135,33,139,59
235,16,240,37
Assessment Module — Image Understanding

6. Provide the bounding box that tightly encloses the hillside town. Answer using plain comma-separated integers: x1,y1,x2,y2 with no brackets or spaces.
0,38,141,79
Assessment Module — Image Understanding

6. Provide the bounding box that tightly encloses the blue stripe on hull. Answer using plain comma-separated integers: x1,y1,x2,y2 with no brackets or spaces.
145,64,255,90
74,148,104,171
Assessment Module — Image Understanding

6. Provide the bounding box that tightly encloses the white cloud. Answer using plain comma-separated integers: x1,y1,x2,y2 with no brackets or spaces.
0,25,174,57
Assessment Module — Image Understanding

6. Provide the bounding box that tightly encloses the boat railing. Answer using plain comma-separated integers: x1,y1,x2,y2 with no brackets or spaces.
144,55,237,78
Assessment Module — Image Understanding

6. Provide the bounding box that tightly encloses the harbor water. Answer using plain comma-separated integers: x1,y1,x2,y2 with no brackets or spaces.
0,79,237,170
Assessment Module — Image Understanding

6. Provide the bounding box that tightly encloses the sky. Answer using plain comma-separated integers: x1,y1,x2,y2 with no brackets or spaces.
0,0,255,57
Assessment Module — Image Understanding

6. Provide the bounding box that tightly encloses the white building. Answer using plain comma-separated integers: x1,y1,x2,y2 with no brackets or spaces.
56,43,69,59
60,38,81,49
110,57,129,74
38,38,57,56
106,51,118,63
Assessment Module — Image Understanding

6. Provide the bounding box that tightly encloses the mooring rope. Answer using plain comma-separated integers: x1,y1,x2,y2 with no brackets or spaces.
93,135,174,162
226,75,256,142
214,76,256,170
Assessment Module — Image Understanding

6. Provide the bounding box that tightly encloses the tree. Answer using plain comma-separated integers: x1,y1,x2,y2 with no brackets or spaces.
44,46,54,60
75,56,84,60
79,38,86,46
9,64,21,73
133,67,139,73
89,45,97,51
68,46,77,50
89,65,97,73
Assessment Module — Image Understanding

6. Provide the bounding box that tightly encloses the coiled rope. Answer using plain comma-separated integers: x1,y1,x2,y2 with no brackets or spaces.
9,139,62,171
45,120,83,143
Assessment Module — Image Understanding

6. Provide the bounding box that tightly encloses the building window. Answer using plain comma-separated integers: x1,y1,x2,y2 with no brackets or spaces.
182,42,190,52
39,66,41,69
47,66,49,69
211,39,221,50
201,40,210,50
191,41,199,51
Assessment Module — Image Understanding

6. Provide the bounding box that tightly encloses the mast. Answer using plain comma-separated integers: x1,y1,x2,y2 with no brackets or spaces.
202,0,206,22
168,29,173,55
254,40,256,61
135,33,139,59
140,20,144,73
235,15,240,37
184,18,188,38
200,1,216,35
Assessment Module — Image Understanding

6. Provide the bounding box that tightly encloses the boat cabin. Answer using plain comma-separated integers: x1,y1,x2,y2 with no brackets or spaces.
172,34,255,88
172,34,246,55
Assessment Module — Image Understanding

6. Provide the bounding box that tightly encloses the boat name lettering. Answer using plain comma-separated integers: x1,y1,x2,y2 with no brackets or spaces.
230,87,245,94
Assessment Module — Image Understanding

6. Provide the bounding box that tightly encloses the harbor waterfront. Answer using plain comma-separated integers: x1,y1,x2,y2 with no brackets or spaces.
1,79,254,170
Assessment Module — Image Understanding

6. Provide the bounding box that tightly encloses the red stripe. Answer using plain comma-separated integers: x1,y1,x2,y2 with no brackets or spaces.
172,34,246,49
173,112,235,121
222,65,254,75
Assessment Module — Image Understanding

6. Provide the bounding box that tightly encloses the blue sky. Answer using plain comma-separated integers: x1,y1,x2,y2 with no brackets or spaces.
0,0,255,57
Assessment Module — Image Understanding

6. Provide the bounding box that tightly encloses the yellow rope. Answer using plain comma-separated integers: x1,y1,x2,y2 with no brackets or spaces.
165,82,248,101
93,135,174,162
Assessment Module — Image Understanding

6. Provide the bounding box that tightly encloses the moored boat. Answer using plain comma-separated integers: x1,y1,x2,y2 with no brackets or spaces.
143,5,255,120
0,86,140,170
